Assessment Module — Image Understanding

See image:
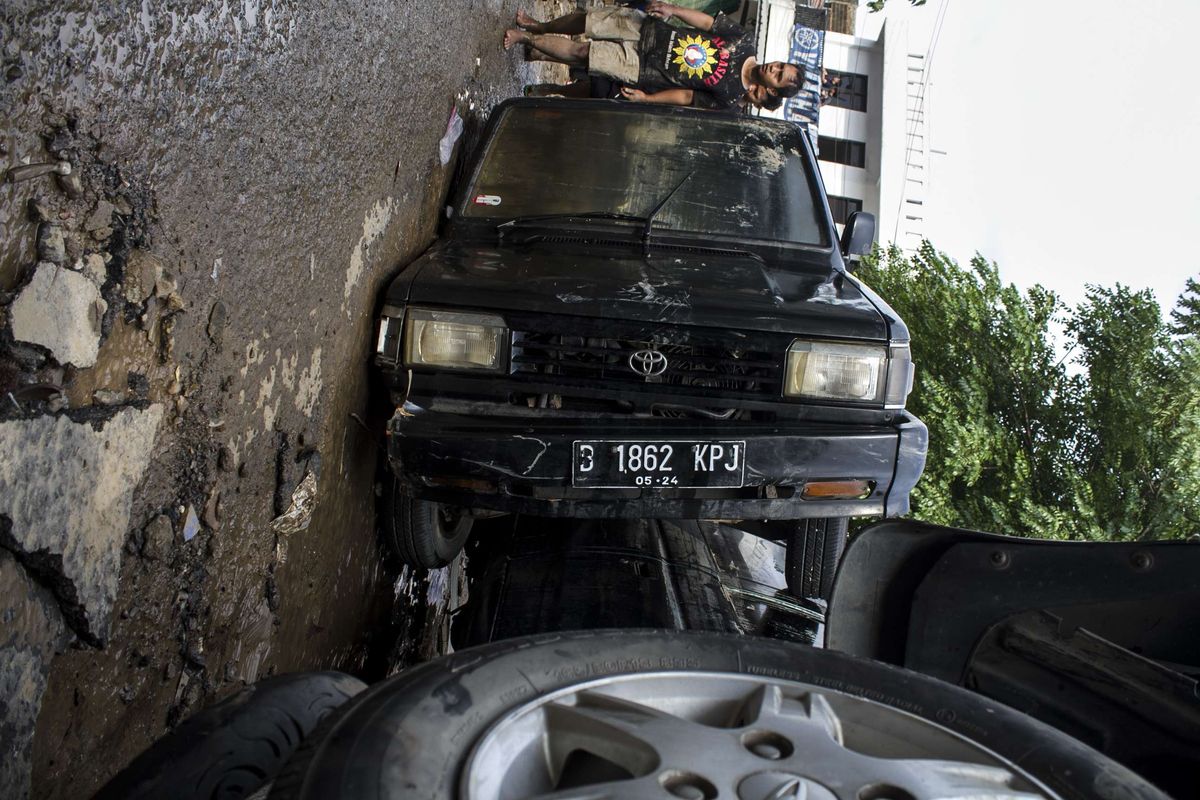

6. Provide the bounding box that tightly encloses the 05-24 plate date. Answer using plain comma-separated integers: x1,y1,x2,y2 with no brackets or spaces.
572,440,746,488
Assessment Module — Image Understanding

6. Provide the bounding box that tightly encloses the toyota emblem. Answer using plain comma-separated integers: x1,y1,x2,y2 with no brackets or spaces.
629,348,668,377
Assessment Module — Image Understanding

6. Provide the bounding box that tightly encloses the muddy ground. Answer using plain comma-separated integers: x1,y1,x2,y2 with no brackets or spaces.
0,1,567,796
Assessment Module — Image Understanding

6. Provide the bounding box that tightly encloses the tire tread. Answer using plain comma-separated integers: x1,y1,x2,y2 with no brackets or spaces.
785,517,849,600
93,671,366,800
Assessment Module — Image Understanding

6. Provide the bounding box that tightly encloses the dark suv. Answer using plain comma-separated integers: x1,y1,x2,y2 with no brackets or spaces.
373,98,927,596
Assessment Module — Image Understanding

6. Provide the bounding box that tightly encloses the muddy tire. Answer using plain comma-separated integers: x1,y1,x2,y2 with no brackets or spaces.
380,477,472,569
93,671,365,800
268,630,1166,800
785,517,849,600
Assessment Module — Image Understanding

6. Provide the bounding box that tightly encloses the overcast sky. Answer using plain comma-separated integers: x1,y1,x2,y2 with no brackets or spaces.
867,0,1199,317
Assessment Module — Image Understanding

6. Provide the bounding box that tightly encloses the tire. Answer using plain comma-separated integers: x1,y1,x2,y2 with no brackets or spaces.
785,517,849,600
269,630,1166,800
94,671,366,800
379,476,473,569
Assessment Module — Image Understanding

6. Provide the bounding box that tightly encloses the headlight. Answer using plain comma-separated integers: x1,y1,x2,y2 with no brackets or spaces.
403,308,507,371
785,340,913,408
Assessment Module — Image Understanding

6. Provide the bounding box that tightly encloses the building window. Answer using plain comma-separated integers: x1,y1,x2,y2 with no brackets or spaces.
828,196,863,226
822,68,869,112
818,136,866,169
825,1,857,36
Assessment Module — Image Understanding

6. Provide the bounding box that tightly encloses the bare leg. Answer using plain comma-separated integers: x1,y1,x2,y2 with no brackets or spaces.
516,10,585,35
504,29,589,66
525,80,593,98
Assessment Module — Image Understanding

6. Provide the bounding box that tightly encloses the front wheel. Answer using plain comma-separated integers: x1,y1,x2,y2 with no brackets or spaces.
379,477,473,569
267,630,1168,800
785,517,849,600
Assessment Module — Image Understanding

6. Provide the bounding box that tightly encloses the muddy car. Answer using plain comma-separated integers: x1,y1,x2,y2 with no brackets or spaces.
373,98,927,596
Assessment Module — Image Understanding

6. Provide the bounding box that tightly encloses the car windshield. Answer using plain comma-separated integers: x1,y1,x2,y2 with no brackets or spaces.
463,104,830,246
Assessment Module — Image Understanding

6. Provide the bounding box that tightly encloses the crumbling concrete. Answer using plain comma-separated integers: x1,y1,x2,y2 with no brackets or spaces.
35,224,65,265
79,253,108,287
0,552,70,799
9,263,107,368
0,405,164,643
122,250,166,305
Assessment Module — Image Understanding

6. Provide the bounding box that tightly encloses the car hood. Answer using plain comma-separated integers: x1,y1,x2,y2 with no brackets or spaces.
401,241,888,339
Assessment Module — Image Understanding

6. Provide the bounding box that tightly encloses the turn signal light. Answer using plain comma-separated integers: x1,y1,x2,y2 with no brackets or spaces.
800,479,874,500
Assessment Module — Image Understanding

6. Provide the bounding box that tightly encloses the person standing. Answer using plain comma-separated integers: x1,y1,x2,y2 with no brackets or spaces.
504,2,804,111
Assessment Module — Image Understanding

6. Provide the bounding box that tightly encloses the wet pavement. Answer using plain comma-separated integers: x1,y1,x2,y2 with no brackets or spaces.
0,1,569,797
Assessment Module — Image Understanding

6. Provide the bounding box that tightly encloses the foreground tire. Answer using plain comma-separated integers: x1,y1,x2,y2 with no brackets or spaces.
380,477,473,568
785,517,849,600
94,671,365,800
269,630,1166,800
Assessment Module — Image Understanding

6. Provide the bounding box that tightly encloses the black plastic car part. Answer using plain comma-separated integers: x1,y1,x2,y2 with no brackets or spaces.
93,671,366,800
826,520,1200,798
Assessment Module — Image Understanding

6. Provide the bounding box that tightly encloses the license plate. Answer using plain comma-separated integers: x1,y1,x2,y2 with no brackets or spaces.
572,440,746,488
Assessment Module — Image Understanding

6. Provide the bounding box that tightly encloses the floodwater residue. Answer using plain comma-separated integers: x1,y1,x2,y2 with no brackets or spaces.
27,2,300,115
343,197,398,310
63,315,175,408
0,131,52,290
2,1,302,285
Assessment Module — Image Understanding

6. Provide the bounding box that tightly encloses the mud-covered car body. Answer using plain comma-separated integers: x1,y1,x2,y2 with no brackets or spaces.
374,98,926,520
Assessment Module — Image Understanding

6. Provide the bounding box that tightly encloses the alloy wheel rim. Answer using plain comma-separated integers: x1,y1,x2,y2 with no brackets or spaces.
462,671,1056,800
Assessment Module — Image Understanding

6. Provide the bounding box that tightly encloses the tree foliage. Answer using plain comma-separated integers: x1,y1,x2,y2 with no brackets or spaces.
866,0,926,13
857,243,1199,540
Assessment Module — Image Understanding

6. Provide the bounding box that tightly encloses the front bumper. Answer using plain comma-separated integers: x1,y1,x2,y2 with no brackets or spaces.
387,399,927,520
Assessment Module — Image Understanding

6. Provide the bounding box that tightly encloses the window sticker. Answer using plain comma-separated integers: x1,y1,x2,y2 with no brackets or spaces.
473,194,502,206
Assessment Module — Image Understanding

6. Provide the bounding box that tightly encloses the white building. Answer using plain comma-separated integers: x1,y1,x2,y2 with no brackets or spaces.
820,19,931,250
754,2,933,251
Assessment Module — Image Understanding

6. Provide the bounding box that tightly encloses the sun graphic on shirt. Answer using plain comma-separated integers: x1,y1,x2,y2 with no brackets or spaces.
672,34,719,79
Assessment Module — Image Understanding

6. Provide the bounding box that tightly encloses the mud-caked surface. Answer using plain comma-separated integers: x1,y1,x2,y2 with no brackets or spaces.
0,1,567,796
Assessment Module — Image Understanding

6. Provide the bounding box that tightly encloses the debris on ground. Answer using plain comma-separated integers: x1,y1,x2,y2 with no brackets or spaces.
270,470,319,536
202,487,221,531
438,106,464,166
80,253,107,286
36,223,65,264
217,445,236,473
140,515,174,562
0,405,164,643
0,550,71,797
207,300,227,347
182,505,201,542
92,389,126,405
10,264,106,368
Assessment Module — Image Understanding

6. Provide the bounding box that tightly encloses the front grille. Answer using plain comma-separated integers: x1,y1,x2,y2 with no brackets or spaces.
511,331,783,397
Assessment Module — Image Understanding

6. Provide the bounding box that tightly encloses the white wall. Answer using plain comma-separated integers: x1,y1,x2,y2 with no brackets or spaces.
817,31,884,222
750,4,931,248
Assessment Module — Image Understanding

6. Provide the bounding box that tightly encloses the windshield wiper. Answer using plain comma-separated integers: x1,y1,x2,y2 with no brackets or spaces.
494,171,694,252
642,170,694,257
496,211,646,241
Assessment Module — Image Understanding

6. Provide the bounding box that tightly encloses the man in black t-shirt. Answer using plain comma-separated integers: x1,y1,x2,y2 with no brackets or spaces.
503,2,804,111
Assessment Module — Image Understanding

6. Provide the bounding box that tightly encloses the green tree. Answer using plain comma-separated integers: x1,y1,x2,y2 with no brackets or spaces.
1066,285,1171,539
1153,338,1200,538
1156,277,1200,538
1170,277,1200,338
859,243,1080,536
866,0,926,12
857,245,1199,541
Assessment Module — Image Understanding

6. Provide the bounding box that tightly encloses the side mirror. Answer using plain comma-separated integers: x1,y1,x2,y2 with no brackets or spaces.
839,211,876,270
